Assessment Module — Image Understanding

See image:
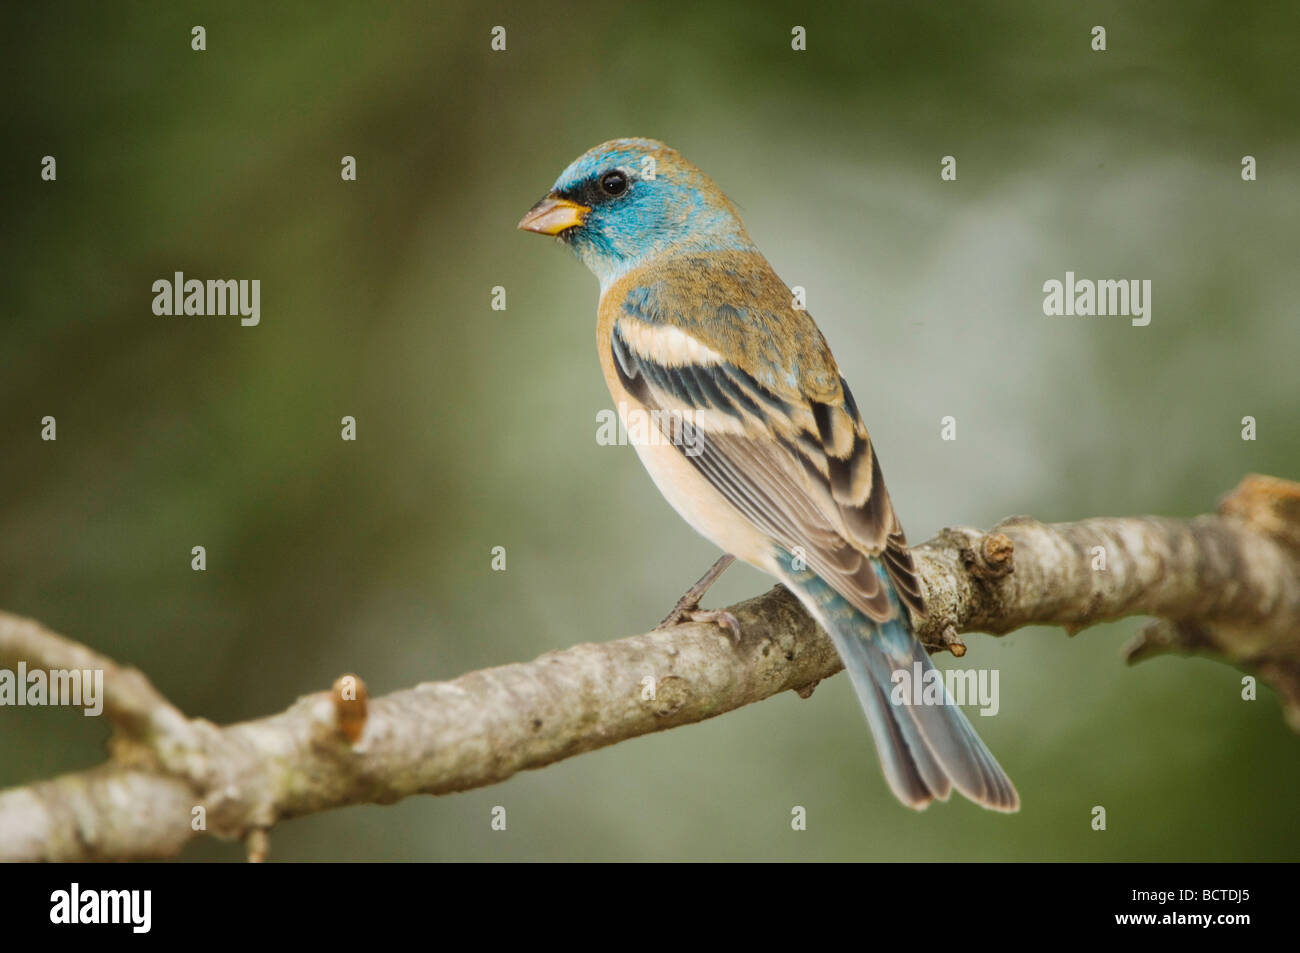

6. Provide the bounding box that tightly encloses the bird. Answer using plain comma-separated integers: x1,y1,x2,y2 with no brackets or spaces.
518,138,1018,812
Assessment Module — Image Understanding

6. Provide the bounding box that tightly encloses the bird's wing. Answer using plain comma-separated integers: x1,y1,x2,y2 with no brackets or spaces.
611,254,924,622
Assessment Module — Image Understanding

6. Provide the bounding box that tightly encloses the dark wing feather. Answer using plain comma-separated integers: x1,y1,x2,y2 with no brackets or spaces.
611,318,924,621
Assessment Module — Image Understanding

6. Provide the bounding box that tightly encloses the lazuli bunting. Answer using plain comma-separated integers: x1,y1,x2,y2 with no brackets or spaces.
519,138,1018,812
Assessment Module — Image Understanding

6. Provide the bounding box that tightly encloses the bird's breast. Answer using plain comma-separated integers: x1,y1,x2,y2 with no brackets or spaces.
594,285,780,573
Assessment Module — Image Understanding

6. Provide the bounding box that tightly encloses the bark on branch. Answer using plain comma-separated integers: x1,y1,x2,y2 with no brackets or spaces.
2,474,1298,861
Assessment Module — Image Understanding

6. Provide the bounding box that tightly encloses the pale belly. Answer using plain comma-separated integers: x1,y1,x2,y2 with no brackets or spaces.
622,413,782,577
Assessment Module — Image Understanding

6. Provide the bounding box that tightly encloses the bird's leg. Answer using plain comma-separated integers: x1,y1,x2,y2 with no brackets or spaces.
655,554,741,642
658,555,735,623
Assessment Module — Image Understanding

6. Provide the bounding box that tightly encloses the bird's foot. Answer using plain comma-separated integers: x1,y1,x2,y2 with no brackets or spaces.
656,606,743,643
654,554,741,642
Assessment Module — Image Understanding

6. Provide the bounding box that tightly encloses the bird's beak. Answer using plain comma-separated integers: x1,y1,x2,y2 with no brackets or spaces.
517,195,590,236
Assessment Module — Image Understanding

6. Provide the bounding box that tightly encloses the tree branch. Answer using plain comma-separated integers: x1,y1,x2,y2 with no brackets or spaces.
2,474,1298,861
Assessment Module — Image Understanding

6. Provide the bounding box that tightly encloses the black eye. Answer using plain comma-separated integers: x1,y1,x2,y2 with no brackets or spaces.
599,170,629,196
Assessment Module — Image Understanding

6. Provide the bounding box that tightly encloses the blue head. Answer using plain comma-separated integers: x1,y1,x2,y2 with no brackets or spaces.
518,138,755,288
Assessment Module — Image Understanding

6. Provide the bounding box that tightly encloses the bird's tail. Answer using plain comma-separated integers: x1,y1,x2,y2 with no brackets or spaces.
779,556,1019,812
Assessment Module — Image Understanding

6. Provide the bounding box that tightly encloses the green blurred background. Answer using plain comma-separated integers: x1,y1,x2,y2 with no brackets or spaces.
2,1,1298,861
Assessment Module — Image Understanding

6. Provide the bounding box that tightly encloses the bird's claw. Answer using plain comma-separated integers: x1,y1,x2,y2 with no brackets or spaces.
656,605,743,643
653,554,741,641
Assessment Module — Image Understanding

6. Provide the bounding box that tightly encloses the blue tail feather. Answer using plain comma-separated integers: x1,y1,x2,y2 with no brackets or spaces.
777,549,1019,812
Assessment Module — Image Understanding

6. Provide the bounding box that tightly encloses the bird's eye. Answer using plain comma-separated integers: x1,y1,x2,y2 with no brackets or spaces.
599,170,629,196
